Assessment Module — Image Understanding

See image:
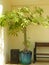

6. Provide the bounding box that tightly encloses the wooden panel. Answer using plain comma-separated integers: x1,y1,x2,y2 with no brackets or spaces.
35,42,49,47
10,49,20,64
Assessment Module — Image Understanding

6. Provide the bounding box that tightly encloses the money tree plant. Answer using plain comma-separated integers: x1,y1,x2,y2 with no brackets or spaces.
0,7,49,51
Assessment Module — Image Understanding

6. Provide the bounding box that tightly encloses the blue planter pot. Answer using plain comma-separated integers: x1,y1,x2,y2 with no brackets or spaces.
19,51,32,64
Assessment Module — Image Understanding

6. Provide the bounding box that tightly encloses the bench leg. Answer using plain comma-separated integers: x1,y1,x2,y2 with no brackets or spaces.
33,48,36,63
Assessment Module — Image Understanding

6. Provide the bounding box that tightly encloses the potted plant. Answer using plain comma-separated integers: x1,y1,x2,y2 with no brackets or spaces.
0,7,48,64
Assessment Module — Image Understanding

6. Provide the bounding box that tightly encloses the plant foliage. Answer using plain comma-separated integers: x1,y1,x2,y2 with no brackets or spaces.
0,7,49,50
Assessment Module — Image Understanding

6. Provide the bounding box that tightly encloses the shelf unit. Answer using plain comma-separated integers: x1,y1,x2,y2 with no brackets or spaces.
34,42,49,62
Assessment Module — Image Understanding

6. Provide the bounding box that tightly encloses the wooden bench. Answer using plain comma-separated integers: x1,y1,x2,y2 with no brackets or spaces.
34,42,49,62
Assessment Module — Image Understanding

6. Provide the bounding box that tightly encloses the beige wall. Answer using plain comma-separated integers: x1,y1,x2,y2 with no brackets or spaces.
2,0,11,11
3,0,49,63
2,0,11,63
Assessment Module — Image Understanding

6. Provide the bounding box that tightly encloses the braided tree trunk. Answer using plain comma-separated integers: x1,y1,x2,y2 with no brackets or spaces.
23,27,28,51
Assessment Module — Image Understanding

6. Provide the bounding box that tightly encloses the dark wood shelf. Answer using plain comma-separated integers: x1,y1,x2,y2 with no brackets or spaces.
36,57,49,58
36,53,49,55
35,42,49,47
36,60,49,62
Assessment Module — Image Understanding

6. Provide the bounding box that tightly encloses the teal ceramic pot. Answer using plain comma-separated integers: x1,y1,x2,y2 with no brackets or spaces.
19,51,32,64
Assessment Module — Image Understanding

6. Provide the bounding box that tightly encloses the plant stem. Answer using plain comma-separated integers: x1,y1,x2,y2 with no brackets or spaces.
23,27,28,51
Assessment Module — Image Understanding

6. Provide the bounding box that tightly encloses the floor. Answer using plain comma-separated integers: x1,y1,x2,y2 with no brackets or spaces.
4,62,49,65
